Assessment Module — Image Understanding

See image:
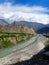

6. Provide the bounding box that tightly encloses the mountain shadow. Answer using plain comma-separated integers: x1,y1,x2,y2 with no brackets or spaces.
37,27,49,34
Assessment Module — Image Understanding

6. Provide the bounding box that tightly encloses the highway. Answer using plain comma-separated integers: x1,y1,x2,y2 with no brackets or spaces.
0,35,48,65
0,36,37,58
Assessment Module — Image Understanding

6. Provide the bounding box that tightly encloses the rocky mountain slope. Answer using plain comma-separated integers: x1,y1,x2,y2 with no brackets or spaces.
0,19,49,34
0,19,35,34
0,25,35,34
11,21,46,32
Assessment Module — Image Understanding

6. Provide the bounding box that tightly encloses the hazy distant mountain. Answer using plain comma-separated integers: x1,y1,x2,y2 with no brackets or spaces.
0,19,9,26
11,21,46,32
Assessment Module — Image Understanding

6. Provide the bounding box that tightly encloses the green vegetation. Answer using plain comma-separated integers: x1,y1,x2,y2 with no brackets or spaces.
0,32,34,49
0,32,34,37
0,40,13,49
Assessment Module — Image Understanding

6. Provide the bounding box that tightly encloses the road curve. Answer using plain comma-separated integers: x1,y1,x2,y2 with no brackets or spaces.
0,35,48,65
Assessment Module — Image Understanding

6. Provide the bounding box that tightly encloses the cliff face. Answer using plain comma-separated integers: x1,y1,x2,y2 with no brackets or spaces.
0,25,35,34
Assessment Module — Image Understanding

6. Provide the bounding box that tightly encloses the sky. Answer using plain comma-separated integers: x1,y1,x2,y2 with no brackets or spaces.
0,0,49,24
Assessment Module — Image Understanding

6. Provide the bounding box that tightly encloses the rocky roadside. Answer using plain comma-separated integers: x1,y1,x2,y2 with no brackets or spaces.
12,53,49,65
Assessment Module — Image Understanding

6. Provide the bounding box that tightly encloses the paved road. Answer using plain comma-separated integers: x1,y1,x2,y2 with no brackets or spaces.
0,35,48,65
0,36,37,58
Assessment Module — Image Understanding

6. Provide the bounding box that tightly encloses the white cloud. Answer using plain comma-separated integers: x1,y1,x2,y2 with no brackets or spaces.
0,2,49,24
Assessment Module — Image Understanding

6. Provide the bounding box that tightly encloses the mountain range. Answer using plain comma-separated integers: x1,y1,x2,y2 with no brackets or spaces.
0,19,49,34
11,21,47,32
